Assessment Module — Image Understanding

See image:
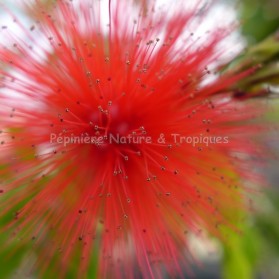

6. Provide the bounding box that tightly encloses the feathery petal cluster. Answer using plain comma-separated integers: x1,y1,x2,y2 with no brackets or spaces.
0,0,267,278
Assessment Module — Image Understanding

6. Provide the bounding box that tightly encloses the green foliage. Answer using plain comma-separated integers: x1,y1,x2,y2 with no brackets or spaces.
237,0,279,44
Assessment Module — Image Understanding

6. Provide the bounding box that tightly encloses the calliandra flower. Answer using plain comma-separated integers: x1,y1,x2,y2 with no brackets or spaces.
0,0,269,278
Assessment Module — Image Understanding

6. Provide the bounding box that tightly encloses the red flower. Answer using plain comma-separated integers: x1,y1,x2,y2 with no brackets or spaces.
0,0,267,278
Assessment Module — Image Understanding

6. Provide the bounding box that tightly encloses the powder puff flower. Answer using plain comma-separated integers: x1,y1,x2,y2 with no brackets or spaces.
0,0,269,278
